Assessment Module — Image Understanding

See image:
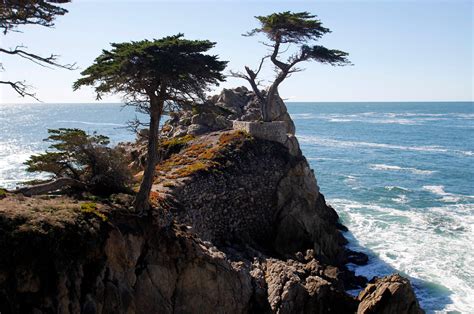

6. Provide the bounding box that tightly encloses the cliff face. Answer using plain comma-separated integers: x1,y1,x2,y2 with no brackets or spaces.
152,131,348,267
0,87,423,313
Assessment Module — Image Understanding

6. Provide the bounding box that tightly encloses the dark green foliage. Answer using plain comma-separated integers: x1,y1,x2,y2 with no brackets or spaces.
73,34,227,105
236,11,351,121
248,11,330,43
248,11,350,67
300,45,350,66
25,128,132,196
0,0,70,34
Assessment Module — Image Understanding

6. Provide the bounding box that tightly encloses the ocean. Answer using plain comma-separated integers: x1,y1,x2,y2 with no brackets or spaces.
0,102,473,313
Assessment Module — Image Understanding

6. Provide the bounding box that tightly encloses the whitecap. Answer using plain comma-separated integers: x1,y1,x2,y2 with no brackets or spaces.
331,198,474,312
369,163,435,175
384,186,412,193
298,136,472,157
290,113,315,120
422,185,474,203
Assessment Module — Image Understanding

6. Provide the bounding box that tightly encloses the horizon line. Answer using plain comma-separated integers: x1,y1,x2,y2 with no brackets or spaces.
1,100,473,105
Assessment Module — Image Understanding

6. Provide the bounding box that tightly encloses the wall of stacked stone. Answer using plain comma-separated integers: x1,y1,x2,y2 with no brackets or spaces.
232,121,288,144
169,139,293,248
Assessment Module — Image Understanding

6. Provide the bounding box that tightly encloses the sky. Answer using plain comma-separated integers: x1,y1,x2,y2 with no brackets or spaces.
0,0,472,103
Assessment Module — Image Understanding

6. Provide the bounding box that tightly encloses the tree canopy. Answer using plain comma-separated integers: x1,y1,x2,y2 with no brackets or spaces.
0,0,70,34
74,34,227,213
73,34,227,110
0,0,74,99
235,11,351,121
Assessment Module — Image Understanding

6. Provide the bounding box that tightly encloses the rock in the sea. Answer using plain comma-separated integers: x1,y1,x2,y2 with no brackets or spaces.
357,274,424,314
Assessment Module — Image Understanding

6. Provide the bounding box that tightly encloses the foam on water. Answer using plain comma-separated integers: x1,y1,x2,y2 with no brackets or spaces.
333,198,474,313
423,185,474,203
288,102,473,313
370,163,436,175
298,135,474,157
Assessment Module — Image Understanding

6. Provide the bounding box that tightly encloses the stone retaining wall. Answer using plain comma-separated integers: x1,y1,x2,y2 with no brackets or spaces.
232,121,287,144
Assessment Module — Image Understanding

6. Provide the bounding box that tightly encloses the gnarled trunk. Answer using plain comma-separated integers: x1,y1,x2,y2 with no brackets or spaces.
14,177,86,196
134,98,163,213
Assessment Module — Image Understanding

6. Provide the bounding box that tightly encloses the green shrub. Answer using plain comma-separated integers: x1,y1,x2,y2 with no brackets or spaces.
25,128,133,196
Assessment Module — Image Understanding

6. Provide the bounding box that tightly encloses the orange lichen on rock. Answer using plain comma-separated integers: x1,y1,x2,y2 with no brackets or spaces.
154,130,253,184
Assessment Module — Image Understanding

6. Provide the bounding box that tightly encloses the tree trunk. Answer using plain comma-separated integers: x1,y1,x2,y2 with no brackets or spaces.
134,99,162,214
14,177,86,196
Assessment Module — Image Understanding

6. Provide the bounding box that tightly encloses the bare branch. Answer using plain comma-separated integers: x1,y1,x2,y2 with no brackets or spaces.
0,80,40,100
0,47,77,70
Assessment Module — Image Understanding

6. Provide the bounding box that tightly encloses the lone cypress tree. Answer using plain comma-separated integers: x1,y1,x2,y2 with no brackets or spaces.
74,34,227,213
234,11,351,121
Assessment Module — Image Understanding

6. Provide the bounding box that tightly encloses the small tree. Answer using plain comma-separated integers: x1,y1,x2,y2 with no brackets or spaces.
74,34,227,212
0,0,75,99
24,128,132,196
233,11,351,121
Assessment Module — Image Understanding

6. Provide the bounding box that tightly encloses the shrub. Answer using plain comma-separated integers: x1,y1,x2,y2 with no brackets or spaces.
25,128,133,196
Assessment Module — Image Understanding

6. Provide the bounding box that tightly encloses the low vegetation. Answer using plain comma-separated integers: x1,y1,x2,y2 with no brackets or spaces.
155,131,253,183
24,128,132,196
80,202,107,222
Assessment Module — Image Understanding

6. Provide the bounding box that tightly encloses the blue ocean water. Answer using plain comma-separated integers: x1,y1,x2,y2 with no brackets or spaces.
0,102,473,313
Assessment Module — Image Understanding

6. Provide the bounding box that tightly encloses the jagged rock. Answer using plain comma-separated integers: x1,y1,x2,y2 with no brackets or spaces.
161,87,296,138
216,88,250,111
357,274,424,314
262,258,358,313
346,250,369,265
190,112,215,126
187,124,209,135
155,130,349,267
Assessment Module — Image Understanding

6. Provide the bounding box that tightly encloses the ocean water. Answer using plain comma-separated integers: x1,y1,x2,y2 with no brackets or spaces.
0,101,473,313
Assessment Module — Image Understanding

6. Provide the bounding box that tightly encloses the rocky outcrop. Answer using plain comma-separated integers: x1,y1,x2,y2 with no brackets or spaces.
357,275,424,314
0,196,356,313
0,193,421,313
152,130,349,267
162,86,295,138
0,86,424,313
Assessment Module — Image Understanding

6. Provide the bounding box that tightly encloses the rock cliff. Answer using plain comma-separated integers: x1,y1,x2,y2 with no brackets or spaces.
0,87,423,313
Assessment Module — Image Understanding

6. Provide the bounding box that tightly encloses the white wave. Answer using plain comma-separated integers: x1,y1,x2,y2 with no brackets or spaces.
331,198,474,313
56,120,126,127
392,194,409,204
315,111,474,125
324,116,421,125
370,163,435,175
306,157,352,162
385,186,412,192
344,175,359,188
423,185,474,203
328,118,354,123
290,113,315,120
298,135,473,157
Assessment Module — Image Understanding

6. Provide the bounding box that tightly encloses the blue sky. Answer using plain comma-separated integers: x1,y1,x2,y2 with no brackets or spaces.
0,0,472,103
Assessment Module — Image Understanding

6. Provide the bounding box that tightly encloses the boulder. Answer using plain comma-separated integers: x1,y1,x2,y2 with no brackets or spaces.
357,274,424,314
187,124,209,136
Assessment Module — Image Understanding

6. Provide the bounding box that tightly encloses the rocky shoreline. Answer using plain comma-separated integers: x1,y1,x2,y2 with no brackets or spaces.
0,87,424,313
